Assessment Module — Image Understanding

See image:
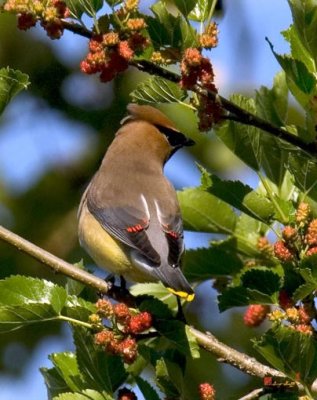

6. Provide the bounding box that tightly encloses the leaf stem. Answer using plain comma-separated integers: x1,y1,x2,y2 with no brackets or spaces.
59,315,92,329
258,173,288,224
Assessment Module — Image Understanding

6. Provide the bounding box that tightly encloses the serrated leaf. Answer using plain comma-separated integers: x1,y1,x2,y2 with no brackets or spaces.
41,367,69,399
183,246,243,280
288,0,317,65
288,153,317,201
0,67,29,115
241,268,282,296
53,390,113,400
130,77,186,105
267,38,316,111
73,326,127,393
233,214,266,258
130,282,178,312
282,26,315,73
49,352,84,393
199,169,275,223
254,325,317,385
216,94,297,184
155,358,183,397
218,286,249,312
156,320,199,358
188,0,214,22
65,0,103,18
178,187,237,234
147,2,198,50
255,71,288,127
0,276,67,332
135,376,161,400
293,282,316,302
172,0,197,16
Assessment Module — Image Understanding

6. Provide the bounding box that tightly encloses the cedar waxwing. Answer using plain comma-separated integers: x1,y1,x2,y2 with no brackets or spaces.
78,104,195,301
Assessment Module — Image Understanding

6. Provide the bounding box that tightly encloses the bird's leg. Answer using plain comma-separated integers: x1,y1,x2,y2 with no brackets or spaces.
176,296,186,322
120,275,127,290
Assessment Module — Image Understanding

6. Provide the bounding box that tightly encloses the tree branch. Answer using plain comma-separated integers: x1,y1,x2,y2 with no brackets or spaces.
61,20,317,160
0,224,284,380
189,327,284,378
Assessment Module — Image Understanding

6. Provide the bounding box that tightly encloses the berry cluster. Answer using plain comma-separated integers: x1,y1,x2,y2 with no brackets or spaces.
117,387,137,400
198,382,216,400
4,0,69,39
243,304,270,327
91,299,153,364
80,2,149,82
273,202,317,263
199,22,219,49
180,48,222,131
268,303,314,336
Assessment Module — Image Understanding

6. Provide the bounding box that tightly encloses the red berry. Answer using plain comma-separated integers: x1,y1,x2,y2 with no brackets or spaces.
243,304,269,327
113,303,131,323
274,240,294,262
198,382,216,400
118,337,138,364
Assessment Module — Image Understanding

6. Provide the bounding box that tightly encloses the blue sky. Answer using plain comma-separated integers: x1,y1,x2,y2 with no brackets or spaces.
0,1,292,398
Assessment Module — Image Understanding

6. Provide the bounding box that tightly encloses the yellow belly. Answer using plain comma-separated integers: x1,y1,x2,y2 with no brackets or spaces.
78,203,156,283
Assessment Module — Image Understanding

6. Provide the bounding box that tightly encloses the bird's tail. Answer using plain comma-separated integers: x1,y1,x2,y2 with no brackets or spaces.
154,265,195,302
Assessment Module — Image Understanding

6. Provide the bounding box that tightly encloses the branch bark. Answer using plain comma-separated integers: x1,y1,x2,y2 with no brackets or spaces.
0,224,284,380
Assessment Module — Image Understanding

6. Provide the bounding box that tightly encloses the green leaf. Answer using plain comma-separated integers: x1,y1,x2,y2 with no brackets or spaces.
267,39,316,109
130,282,178,312
73,327,127,393
293,282,316,302
147,2,198,50
218,287,249,312
41,367,69,399
254,325,317,385
255,71,288,127
233,214,266,258
241,268,281,297
130,77,186,105
155,358,183,397
287,153,317,201
288,0,317,65
0,276,67,332
188,0,214,22
135,376,161,400
105,0,123,6
65,0,103,18
53,390,113,400
172,0,197,16
0,67,29,115
156,320,199,358
49,352,84,393
282,26,315,73
199,168,275,223
183,246,243,280
178,187,237,234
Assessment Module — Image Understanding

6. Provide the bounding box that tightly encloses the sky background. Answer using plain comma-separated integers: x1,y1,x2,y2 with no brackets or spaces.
0,1,292,398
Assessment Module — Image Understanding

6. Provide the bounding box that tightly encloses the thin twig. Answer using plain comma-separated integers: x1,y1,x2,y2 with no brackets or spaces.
237,388,264,400
0,224,285,380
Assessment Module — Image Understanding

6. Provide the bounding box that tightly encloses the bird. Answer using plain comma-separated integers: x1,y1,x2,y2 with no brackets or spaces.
78,103,195,302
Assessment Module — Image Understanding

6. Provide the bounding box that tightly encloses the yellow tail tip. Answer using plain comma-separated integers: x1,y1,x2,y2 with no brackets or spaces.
168,288,195,302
